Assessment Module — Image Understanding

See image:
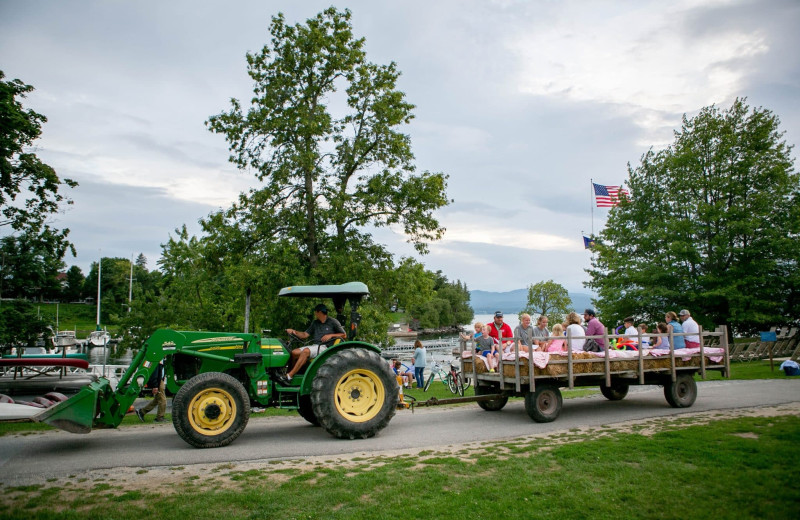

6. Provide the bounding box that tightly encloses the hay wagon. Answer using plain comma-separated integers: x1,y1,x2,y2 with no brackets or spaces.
458,326,730,422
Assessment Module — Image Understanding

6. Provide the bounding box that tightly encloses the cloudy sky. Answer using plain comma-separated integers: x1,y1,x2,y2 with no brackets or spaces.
1,0,798,293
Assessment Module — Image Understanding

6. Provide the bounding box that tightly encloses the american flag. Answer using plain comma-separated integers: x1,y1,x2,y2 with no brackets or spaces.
593,183,628,207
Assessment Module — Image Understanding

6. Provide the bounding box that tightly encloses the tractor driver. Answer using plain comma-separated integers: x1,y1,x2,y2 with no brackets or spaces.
279,303,346,385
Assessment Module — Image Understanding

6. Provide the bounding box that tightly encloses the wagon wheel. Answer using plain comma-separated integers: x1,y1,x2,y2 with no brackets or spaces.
524,384,562,423
664,373,697,408
600,382,629,401
475,384,508,411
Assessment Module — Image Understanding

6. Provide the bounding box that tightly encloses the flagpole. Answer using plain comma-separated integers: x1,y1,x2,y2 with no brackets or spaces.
590,178,594,237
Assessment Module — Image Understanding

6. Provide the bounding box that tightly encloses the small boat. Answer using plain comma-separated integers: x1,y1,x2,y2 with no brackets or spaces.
88,329,111,347
52,330,78,348
0,357,96,395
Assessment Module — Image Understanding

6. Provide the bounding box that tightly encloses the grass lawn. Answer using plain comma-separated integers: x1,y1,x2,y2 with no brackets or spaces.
0,360,798,518
34,302,105,337
1,413,798,519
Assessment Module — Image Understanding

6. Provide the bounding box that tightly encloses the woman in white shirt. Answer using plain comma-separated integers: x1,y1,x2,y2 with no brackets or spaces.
565,312,585,352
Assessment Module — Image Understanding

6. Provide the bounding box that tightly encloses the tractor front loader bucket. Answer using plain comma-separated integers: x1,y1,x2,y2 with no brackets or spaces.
34,379,110,433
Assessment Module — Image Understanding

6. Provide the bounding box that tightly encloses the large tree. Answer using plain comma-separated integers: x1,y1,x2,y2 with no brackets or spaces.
1,71,76,251
206,8,449,274
522,280,573,324
587,99,800,335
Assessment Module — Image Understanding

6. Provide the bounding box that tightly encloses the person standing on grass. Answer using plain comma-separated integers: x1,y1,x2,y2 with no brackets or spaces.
136,360,167,423
679,309,701,348
413,340,427,389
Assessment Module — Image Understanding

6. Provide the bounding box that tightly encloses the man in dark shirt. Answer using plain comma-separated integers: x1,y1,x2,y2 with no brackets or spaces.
279,303,346,384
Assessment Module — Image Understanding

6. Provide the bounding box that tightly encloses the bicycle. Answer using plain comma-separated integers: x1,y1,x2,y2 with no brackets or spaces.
423,360,466,396
450,361,471,393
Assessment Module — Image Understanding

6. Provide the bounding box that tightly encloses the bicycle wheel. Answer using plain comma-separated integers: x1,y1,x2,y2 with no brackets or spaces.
455,373,465,396
447,373,458,394
423,372,435,392
461,372,471,392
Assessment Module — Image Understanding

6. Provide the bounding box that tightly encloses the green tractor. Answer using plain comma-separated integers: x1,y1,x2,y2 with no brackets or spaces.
36,282,399,448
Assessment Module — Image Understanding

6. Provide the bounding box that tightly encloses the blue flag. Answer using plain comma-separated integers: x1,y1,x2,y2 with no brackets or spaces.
583,236,596,249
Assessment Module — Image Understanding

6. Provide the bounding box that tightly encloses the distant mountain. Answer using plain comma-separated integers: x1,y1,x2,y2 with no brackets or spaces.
469,289,594,315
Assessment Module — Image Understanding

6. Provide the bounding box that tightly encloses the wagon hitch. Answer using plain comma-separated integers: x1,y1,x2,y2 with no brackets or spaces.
409,394,505,411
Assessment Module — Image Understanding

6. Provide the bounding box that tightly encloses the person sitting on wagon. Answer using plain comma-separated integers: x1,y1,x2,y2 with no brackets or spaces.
513,313,535,353
476,324,499,372
546,323,567,352
280,304,346,385
487,311,514,351
679,309,701,348
461,322,485,353
652,322,670,349
532,315,550,350
638,323,651,348
583,309,606,350
623,317,639,345
665,311,686,350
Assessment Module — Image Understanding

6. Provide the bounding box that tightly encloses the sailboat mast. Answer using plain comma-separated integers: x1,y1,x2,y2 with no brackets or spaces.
96,256,101,330
128,255,133,313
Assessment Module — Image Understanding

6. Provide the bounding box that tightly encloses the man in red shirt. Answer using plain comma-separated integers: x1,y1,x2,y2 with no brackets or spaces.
487,311,514,351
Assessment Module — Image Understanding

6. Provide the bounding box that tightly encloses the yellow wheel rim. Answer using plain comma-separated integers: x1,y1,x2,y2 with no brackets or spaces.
333,369,385,423
187,387,236,435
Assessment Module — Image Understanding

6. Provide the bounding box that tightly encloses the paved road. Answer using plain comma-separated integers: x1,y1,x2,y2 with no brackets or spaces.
1,379,799,484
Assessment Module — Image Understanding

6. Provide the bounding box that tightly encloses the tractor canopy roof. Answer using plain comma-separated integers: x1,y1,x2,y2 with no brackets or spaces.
278,282,369,299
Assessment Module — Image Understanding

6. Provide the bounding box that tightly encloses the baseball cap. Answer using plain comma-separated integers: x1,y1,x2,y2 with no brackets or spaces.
314,304,328,314
679,309,690,316
494,311,503,318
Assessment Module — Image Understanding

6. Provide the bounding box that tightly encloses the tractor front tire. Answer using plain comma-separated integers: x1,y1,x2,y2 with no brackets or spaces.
172,372,250,448
311,348,398,439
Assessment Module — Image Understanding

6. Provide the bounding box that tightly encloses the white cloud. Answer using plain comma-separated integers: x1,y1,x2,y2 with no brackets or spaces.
507,0,769,133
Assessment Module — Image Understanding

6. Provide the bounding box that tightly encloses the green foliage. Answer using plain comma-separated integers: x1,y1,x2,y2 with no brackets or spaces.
0,232,66,300
588,99,800,334
124,8,452,340
206,7,449,269
0,70,76,268
522,279,574,324
410,272,473,328
62,265,84,302
0,299,49,347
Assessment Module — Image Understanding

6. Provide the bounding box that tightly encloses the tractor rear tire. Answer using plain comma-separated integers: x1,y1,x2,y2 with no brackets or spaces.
311,348,398,439
475,384,508,411
172,372,250,448
297,394,320,426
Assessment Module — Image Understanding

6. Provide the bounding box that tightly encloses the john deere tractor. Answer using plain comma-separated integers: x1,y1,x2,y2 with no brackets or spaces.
36,282,399,448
